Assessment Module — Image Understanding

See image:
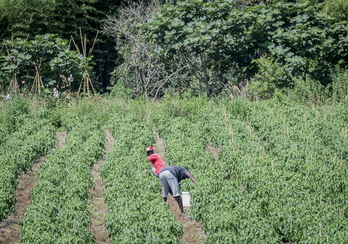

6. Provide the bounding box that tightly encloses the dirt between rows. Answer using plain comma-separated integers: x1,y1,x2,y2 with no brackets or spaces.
0,131,66,244
88,130,113,243
0,130,209,244
0,159,42,244
153,129,208,243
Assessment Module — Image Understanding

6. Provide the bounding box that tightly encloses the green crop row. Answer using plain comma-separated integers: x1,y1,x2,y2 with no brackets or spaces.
0,118,56,222
149,98,348,243
239,103,348,243
2,97,344,243
102,112,183,243
20,119,105,243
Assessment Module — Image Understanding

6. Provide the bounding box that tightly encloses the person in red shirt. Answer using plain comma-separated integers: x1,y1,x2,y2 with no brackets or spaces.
146,146,165,177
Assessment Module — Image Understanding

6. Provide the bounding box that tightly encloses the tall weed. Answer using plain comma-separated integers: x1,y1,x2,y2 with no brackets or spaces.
4,96,30,133
330,68,348,102
289,76,330,105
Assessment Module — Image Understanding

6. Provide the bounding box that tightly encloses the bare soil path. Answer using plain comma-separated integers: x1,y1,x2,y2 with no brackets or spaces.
153,129,208,244
88,130,114,244
0,131,67,244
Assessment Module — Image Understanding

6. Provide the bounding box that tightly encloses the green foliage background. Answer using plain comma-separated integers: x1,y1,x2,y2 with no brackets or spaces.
0,0,122,91
0,0,347,102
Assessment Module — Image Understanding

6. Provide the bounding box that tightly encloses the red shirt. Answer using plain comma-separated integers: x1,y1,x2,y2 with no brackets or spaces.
147,153,165,175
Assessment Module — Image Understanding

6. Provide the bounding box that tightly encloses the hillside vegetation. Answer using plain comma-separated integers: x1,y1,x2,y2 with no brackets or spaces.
0,0,347,102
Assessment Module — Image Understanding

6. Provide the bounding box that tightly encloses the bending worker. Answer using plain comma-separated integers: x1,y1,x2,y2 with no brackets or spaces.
159,165,197,214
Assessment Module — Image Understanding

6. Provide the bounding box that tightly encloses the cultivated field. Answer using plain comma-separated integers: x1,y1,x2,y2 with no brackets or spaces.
0,96,347,243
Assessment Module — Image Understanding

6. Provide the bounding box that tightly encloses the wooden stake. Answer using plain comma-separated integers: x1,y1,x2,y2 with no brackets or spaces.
71,28,98,96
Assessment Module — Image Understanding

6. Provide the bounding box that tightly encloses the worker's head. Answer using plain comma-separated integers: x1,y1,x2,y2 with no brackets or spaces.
146,146,154,156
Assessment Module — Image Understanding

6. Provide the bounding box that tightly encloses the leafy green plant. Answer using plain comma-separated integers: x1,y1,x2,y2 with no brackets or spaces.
3,97,347,243
0,34,88,94
21,117,105,243
323,0,348,21
102,109,183,243
144,0,348,98
4,95,30,133
330,67,348,102
145,96,348,243
289,76,330,105
0,117,55,221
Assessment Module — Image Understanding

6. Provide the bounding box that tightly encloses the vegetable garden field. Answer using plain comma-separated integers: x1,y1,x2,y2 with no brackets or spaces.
0,96,347,243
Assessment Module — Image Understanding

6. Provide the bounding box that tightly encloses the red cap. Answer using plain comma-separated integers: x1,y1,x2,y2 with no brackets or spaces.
146,146,154,152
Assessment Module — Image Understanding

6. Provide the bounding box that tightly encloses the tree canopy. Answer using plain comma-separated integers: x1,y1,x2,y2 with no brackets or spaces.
0,0,121,91
0,0,347,101
1,34,88,94
144,0,348,97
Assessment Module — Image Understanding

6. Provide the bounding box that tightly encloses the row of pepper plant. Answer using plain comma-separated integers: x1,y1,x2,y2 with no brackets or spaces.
0,96,32,146
102,106,183,243
3,96,345,243
20,113,105,243
0,116,56,222
242,102,348,243
149,97,348,243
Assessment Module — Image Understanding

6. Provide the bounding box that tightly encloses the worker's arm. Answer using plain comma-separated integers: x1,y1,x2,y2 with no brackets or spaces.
150,167,160,178
185,171,197,183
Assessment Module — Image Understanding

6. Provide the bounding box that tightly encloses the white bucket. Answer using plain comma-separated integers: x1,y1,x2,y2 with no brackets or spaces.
182,191,191,207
